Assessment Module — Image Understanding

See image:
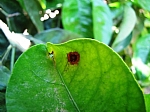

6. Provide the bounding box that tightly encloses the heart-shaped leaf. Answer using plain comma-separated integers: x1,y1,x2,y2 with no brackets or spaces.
6,39,146,111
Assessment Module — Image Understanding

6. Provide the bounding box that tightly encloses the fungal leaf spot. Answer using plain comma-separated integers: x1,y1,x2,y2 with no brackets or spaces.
67,52,80,65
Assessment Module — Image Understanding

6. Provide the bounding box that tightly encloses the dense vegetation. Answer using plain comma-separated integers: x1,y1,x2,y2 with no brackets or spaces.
0,0,150,111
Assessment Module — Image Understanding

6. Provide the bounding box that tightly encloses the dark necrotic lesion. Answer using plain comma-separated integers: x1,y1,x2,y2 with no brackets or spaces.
67,52,80,65
70,54,77,62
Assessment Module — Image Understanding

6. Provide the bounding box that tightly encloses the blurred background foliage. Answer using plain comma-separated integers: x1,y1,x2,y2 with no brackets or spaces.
0,0,150,111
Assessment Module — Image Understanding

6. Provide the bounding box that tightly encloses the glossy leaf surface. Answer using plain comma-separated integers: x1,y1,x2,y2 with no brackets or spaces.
6,39,146,111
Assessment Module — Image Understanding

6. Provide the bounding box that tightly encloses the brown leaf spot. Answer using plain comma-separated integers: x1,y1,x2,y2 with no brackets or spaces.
67,52,80,65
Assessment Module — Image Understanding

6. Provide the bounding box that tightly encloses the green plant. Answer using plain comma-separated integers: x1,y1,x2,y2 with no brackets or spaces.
6,39,148,111
0,0,150,111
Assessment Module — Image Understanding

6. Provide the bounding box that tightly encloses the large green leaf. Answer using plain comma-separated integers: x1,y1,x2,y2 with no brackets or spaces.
112,5,136,52
92,0,112,44
23,0,44,32
132,34,150,86
6,39,146,111
62,0,93,38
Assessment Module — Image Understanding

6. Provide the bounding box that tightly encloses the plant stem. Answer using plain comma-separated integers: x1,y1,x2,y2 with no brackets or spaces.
0,8,20,17
1,45,12,65
11,47,15,72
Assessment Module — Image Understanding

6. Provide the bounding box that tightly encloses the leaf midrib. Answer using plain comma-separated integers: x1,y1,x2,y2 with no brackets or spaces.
56,66,81,112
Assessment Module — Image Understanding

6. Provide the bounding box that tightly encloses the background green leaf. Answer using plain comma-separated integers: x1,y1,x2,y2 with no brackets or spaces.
112,4,136,52
92,0,112,44
38,0,46,9
33,28,83,44
0,65,10,112
110,4,124,21
6,39,146,111
46,0,64,9
132,34,150,86
0,92,6,112
0,65,11,90
22,0,44,32
62,0,93,38
137,0,150,12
